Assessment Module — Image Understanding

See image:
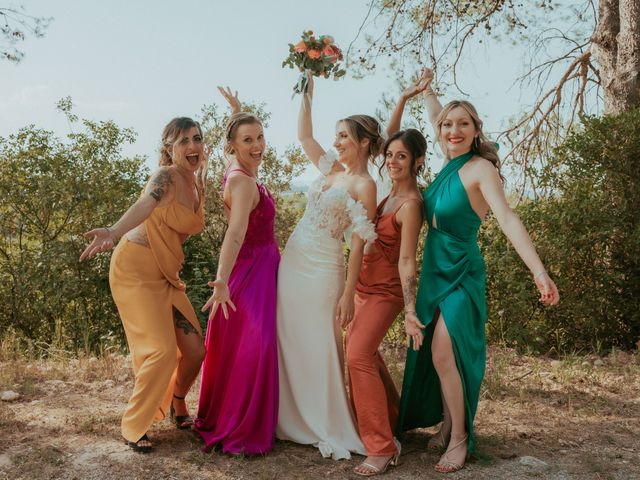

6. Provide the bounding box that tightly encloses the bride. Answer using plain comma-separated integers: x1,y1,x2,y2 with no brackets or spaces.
276,73,383,460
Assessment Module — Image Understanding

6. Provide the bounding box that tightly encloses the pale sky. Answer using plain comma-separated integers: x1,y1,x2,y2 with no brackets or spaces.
2,0,531,184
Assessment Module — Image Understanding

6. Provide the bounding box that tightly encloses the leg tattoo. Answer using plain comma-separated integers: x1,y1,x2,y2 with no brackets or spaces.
173,307,198,335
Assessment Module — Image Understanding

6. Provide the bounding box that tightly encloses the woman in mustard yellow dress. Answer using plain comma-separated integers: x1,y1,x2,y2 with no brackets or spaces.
80,117,209,452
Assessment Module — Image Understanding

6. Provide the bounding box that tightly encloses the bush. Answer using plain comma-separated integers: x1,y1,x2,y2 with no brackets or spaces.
0,109,146,353
481,109,640,354
0,100,306,352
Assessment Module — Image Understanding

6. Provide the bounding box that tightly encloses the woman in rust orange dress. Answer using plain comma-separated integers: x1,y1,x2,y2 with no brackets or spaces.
80,117,209,452
346,123,427,474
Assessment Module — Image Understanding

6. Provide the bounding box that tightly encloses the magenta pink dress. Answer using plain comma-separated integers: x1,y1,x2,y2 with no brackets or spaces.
195,169,280,454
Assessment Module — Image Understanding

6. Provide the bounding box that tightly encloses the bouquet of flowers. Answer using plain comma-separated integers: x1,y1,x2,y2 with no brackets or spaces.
282,30,346,96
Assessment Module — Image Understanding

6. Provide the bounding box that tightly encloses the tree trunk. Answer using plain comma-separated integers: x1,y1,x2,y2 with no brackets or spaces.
592,0,640,113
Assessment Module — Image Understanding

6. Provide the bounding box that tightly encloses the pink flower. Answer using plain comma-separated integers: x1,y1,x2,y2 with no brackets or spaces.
294,40,307,53
308,49,321,59
323,45,338,63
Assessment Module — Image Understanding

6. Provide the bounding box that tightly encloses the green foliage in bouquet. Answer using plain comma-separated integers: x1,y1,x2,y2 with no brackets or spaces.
282,30,346,94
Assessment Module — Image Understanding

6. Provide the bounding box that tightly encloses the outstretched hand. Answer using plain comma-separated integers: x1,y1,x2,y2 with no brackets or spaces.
202,278,237,321
404,312,425,351
218,86,241,114
401,68,434,100
534,272,560,306
79,228,116,262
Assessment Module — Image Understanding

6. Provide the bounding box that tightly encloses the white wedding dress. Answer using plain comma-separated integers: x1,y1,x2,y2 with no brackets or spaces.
276,151,376,460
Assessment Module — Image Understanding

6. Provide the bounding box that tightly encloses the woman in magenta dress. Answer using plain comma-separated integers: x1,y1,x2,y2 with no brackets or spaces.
195,89,280,454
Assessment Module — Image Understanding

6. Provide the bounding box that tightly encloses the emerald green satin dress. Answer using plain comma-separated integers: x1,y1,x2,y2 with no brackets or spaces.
397,151,486,454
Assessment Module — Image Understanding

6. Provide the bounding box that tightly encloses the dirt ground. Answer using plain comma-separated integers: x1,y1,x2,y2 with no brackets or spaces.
0,346,638,480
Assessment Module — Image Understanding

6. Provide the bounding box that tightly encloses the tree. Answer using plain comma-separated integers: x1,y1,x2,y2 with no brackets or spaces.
480,110,640,353
1,6,51,63
352,0,639,193
0,99,146,352
591,0,640,113
0,97,307,353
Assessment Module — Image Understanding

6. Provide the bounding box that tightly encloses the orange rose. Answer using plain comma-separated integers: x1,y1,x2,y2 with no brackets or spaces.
308,49,321,59
294,40,307,53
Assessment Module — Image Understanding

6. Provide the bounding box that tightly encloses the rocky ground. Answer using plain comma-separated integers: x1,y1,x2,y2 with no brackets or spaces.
0,346,638,480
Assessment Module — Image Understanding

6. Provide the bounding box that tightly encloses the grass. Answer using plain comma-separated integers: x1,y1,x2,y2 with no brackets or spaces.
0,338,639,479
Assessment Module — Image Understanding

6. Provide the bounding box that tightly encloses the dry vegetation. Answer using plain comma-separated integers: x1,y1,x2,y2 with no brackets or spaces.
0,342,638,480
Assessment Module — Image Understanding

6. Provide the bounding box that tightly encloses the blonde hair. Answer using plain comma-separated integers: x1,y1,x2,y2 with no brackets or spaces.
224,112,263,157
159,116,208,195
436,100,504,181
339,114,384,164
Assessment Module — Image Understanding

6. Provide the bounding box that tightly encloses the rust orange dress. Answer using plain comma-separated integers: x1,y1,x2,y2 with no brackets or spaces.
346,196,419,456
109,193,204,443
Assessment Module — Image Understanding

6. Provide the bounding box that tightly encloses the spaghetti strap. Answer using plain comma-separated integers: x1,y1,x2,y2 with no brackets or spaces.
222,167,260,210
224,167,254,179
393,197,423,215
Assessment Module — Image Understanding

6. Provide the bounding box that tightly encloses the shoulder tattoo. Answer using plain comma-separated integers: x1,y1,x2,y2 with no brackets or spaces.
149,169,173,202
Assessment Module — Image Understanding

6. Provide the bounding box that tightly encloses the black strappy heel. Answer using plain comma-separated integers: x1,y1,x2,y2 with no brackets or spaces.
170,394,194,430
125,433,153,453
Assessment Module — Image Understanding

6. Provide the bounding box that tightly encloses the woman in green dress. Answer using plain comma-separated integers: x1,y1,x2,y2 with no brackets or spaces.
394,69,560,473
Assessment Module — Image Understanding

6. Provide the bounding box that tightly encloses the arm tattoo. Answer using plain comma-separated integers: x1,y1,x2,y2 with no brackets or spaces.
402,275,418,308
173,307,198,335
149,169,173,202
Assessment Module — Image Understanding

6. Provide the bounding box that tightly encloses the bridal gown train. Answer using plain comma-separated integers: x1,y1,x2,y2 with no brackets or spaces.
276,151,376,460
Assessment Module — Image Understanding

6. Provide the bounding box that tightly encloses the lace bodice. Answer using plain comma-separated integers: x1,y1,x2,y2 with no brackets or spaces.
295,150,377,244
222,170,277,259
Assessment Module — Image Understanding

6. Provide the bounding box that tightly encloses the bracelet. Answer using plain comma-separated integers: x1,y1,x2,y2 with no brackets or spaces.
105,227,117,241
424,87,436,98
533,270,547,280
404,310,417,315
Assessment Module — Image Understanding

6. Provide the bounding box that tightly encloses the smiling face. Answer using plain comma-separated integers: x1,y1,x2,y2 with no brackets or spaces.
229,122,265,168
385,139,423,181
170,125,204,172
439,105,478,157
333,121,360,163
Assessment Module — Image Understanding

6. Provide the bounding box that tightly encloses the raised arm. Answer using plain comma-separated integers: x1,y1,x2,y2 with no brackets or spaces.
79,168,173,261
395,200,426,351
421,69,443,133
478,162,559,305
338,179,378,328
386,68,433,137
218,86,241,114
202,175,257,320
297,73,327,164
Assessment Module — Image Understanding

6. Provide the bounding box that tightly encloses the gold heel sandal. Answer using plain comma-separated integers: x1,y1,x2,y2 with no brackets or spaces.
434,434,468,473
354,440,401,477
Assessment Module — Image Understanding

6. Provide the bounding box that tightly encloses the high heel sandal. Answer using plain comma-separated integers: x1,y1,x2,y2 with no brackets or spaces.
427,428,449,452
354,440,401,477
170,394,194,430
434,434,469,473
124,433,153,453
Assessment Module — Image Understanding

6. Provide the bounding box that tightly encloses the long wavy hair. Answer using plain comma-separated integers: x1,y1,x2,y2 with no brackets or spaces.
159,117,208,195
380,128,427,179
435,100,504,182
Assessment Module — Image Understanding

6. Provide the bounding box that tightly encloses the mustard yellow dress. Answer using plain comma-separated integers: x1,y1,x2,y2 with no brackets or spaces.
109,194,204,442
